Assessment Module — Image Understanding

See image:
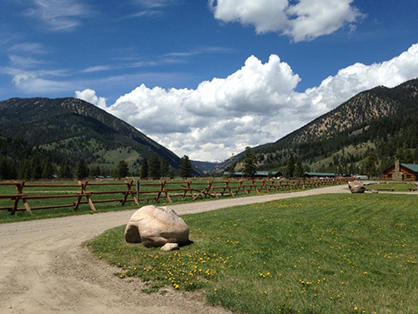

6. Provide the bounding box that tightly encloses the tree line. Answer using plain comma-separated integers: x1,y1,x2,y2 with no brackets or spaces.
0,153,193,180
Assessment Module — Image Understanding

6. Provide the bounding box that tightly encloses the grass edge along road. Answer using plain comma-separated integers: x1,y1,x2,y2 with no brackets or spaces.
87,193,418,314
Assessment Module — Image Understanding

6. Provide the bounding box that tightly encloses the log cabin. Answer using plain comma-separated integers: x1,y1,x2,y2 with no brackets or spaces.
383,160,418,181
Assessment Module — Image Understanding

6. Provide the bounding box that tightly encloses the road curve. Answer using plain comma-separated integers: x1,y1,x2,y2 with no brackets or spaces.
0,185,349,314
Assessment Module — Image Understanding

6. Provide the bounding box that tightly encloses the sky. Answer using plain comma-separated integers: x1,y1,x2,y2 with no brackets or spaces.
1,0,418,161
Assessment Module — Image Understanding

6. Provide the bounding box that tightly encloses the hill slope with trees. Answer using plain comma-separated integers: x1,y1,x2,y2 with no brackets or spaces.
0,97,201,177
212,78,418,176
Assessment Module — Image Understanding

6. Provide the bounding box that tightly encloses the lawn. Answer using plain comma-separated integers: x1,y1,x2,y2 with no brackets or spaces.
366,182,417,192
87,194,418,314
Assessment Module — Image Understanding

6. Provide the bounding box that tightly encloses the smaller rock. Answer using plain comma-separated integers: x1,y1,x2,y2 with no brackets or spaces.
161,243,179,252
371,189,379,193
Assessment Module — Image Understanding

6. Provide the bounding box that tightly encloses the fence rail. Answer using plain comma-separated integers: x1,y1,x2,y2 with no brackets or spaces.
0,178,350,216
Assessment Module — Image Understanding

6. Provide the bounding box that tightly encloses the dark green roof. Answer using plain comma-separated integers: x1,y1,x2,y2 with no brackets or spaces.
223,171,282,176
305,172,336,177
402,163,418,172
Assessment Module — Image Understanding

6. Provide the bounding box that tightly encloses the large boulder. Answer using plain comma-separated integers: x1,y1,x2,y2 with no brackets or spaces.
348,181,366,193
124,205,190,247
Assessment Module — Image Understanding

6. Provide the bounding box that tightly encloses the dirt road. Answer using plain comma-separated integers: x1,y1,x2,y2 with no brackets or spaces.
0,185,349,314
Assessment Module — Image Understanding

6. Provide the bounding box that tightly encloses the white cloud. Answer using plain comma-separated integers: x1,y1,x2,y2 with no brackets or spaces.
9,55,46,68
84,43,418,161
25,0,89,32
8,43,49,55
134,0,179,8
75,89,108,109
81,65,115,73
209,0,363,42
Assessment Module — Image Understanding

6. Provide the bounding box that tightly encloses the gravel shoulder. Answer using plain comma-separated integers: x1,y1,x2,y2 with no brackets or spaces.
0,185,349,314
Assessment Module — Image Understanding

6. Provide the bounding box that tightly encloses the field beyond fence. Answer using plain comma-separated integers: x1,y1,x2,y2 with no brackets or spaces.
0,177,350,217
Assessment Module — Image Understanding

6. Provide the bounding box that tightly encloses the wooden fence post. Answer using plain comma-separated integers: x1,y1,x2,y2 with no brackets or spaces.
136,180,140,204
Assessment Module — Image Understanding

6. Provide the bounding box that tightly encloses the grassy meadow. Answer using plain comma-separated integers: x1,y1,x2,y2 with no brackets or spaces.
366,182,417,192
87,194,418,314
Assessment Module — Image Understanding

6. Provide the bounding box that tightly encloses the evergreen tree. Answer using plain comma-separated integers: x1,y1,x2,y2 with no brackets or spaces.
395,148,406,162
31,156,42,180
140,158,148,179
0,156,10,179
294,158,304,177
179,155,192,178
149,154,161,179
76,158,88,179
364,149,377,179
117,160,129,178
169,169,176,179
91,166,101,177
160,159,170,177
18,160,31,179
242,147,257,177
226,158,237,177
59,161,73,178
41,158,54,179
285,153,295,178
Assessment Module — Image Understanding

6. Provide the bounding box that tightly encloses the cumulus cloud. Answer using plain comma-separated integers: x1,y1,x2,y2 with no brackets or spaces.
77,44,418,161
209,0,363,42
75,89,108,110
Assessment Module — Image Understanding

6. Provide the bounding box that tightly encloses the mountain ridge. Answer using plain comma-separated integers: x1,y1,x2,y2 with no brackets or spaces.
0,97,187,174
211,78,418,174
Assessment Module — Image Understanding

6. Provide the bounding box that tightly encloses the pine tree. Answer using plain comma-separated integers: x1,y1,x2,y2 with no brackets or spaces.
179,155,192,178
160,159,170,177
169,169,176,179
76,158,88,179
117,160,129,178
243,147,257,177
91,166,101,177
140,158,148,179
294,158,304,177
41,158,54,179
0,156,10,179
364,149,377,179
149,154,161,179
226,158,237,177
31,155,42,180
59,161,73,178
285,153,295,178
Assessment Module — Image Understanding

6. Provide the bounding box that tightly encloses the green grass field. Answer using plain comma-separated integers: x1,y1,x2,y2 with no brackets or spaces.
0,178,314,223
87,194,418,314
366,182,417,192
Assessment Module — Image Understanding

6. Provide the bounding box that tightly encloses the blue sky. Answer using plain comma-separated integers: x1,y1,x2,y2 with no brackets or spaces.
1,0,418,161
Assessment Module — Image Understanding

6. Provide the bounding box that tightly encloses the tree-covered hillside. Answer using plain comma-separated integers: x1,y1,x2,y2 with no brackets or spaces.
0,97,202,177
212,78,418,175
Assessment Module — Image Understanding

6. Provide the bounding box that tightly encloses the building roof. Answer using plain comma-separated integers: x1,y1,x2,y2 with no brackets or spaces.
402,163,418,173
223,171,282,177
305,172,336,177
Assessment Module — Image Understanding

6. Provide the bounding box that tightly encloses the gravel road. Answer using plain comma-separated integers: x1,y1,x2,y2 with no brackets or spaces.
0,185,349,314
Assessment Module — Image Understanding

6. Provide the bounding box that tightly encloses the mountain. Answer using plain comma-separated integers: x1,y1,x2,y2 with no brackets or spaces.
191,160,220,174
0,97,192,174
212,78,418,174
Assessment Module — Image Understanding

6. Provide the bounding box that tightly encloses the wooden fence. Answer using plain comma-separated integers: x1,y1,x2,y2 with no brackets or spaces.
0,178,350,216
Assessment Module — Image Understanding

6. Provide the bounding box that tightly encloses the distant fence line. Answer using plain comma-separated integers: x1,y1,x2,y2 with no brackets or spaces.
0,178,351,216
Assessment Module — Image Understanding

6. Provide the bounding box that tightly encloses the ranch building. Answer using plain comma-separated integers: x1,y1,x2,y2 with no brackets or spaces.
383,160,418,181
224,171,283,178
304,172,336,178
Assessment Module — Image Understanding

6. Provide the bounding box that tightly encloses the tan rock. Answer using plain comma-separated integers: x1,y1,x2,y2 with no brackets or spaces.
348,181,366,193
161,243,179,252
124,205,189,247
